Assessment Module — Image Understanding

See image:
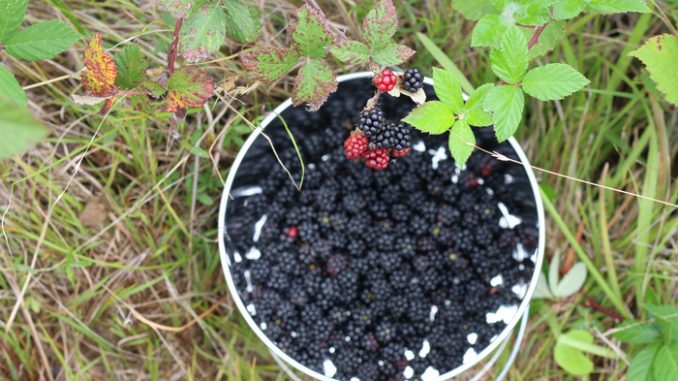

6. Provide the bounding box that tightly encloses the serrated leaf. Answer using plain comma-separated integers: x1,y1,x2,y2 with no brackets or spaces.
490,26,528,84
402,101,455,135
180,4,226,63
448,119,475,167
291,5,334,59
552,0,587,20
471,14,511,48
533,272,554,299
629,34,678,107
165,66,214,114
554,330,594,376
433,67,464,114
628,343,659,381
484,85,524,142
4,20,80,61
362,0,398,50
291,59,337,109
522,63,590,101
555,262,587,297
654,344,678,381
0,97,48,159
645,304,678,344
524,21,565,59
371,43,415,66
465,83,493,127
81,33,118,97
223,0,260,43
331,40,370,65
241,48,299,82
613,321,661,344
0,65,27,106
492,0,553,26
0,0,27,42
587,0,651,14
114,44,147,90
153,0,193,17
451,0,496,21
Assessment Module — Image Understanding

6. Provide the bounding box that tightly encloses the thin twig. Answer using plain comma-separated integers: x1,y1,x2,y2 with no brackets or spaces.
528,24,548,50
167,16,183,75
583,292,624,322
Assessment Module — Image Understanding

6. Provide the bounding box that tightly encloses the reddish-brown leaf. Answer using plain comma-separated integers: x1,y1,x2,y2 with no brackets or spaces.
81,33,118,97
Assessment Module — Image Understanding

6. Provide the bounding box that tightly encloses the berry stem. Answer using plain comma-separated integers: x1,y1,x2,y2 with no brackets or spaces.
528,24,547,50
167,15,184,75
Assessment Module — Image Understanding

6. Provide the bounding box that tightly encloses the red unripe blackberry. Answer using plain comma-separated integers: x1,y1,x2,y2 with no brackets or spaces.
374,69,398,92
392,147,411,158
343,133,369,159
286,226,299,239
365,148,390,170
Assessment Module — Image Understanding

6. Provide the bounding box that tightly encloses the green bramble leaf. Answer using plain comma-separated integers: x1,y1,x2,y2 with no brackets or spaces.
331,40,370,65
484,85,524,142
654,344,678,381
362,0,398,50
0,97,48,159
402,101,455,135
628,343,659,381
464,83,494,127
433,67,463,114
522,63,589,101
613,321,661,344
552,0,587,20
165,66,214,115
180,4,226,63
371,43,415,66
292,59,337,109
0,65,27,106
524,22,565,59
471,14,511,48
630,35,678,107
293,59,335,106
291,5,334,59
490,26,528,84
448,119,475,167
223,0,261,43
492,0,553,26
644,304,678,344
451,0,495,21
587,0,651,14
114,44,148,90
0,0,27,42
4,20,80,61
554,330,594,376
241,48,299,82
153,0,193,17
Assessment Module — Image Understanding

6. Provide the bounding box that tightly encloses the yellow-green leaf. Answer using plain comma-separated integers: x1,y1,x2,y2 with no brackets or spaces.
629,34,678,106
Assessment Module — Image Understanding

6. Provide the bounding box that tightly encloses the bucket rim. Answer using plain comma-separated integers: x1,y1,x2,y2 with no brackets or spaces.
217,71,546,381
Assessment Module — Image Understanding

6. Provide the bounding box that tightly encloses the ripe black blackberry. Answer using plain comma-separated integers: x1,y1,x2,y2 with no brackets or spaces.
391,122,411,151
403,68,424,93
356,107,384,138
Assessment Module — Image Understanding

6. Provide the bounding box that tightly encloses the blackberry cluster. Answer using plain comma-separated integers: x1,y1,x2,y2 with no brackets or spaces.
225,79,539,381
357,108,384,138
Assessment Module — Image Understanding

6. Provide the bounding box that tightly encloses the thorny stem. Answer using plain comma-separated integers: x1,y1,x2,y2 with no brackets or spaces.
167,16,183,75
528,24,548,50
583,293,624,322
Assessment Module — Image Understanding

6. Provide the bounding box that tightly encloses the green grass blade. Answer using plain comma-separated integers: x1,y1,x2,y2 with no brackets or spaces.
416,32,475,94
541,187,632,319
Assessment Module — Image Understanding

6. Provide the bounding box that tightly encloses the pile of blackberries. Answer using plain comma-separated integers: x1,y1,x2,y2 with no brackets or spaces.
224,79,539,381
